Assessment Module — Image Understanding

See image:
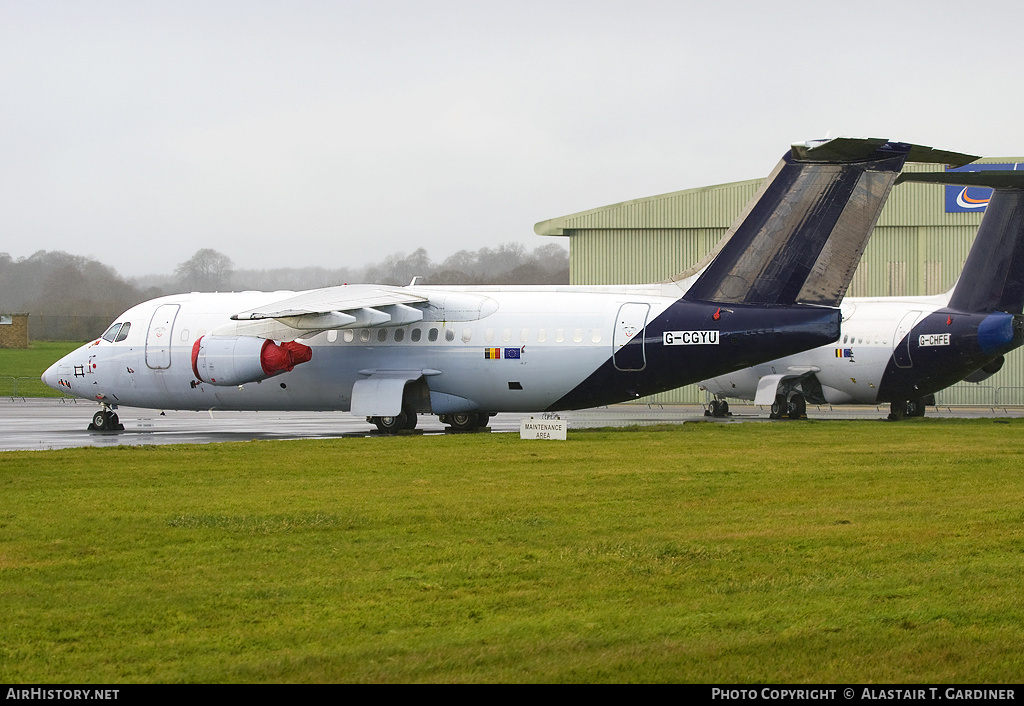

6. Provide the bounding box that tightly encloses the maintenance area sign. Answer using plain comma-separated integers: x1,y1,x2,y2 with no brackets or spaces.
520,417,567,440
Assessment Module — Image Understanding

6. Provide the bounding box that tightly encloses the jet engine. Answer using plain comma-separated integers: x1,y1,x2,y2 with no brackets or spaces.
191,336,313,386
962,355,1004,383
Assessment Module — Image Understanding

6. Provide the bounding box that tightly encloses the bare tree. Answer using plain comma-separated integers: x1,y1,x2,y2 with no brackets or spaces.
174,249,234,292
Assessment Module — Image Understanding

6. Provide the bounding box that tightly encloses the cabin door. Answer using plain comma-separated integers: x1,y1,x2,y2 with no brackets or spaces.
613,303,650,371
146,304,180,370
892,310,921,369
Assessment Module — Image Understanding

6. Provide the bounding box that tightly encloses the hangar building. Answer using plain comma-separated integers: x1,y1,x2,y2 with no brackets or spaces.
536,158,1024,406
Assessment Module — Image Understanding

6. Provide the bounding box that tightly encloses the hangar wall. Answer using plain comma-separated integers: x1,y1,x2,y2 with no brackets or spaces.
536,160,1024,407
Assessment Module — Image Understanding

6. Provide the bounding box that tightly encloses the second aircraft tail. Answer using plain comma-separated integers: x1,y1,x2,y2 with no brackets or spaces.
897,171,1024,315
682,138,977,308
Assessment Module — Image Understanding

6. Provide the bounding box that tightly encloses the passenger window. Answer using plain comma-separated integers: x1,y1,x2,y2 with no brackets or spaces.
411,328,422,342
591,330,602,343
486,328,495,343
102,323,122,343
445,329,455,342
462,328,473,343
556,328,565,343
428,328,438,342
394,328,405,342
520,328,529,343
574,329,583,343
538,329,546,343
377,329,388,342
502,328,511,343
343,330,355,343
360,329,371,342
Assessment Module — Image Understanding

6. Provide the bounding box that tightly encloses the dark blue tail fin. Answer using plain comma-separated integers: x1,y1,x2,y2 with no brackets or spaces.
683,139,977,307
897,171,1024,314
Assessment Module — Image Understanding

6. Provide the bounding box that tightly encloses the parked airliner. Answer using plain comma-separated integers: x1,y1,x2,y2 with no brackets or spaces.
699,171,1024,420
42,138,974,432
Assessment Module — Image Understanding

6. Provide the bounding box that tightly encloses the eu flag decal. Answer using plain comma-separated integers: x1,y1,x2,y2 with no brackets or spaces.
504,347,521,360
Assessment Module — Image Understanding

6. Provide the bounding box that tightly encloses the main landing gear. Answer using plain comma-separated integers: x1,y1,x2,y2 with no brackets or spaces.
89,405,124,432
368,411,493,434
705,399,730,417
769,392,806,420
439,412,492,432
888,397,928,421
368,405,419,434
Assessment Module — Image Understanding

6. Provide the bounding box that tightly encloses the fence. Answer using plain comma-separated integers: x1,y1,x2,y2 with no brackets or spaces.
935,384,998,406
0,377,70,399
7,375,1024,407
936,384,1024,407
698,386,1024,410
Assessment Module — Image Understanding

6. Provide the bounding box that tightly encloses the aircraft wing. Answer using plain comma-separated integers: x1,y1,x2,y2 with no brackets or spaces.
218,284,429,339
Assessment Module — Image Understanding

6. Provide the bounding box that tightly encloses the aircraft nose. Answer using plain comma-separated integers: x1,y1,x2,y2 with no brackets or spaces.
41,361,59,390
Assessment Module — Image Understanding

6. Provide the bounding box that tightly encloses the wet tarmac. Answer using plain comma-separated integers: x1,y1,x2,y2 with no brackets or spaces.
3,397,1024,452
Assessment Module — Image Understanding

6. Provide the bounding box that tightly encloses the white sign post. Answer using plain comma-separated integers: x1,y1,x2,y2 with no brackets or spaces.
519,417,567,440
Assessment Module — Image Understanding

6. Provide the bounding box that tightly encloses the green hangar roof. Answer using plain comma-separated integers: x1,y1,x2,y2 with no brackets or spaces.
534,159,1021,290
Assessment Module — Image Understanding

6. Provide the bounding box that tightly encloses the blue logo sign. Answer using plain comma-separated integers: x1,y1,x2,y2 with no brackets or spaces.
945,163,1024,213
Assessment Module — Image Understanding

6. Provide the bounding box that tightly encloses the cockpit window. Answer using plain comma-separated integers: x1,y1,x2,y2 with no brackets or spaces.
114,322,131,342
102,323,123,343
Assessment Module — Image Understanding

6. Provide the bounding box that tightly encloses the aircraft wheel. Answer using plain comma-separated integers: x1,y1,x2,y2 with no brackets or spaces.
788,394,806,420
90,410,121,432
402,408,418,430
888,400,907,421
708,400,728,418
906,397,926,418
447,412,479,432
373,412,407,433
769,394,785,420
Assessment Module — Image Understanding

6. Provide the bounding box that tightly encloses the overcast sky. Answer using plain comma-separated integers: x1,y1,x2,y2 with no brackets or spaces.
3,0,1023,278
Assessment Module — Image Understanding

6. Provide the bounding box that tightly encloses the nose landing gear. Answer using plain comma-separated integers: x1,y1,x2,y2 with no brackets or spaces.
89,405,124,432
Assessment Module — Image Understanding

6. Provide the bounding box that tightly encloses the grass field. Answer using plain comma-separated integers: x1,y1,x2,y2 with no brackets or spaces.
0,341,82,397
2,419,1023,683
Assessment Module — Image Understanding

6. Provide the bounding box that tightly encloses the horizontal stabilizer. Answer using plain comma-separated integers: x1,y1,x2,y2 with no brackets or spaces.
683,139,956,307
793,138,978,166
896,171,1024,189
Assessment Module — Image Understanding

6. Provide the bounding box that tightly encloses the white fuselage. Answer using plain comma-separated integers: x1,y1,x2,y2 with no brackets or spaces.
700,292,950,404
44,284,682,414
